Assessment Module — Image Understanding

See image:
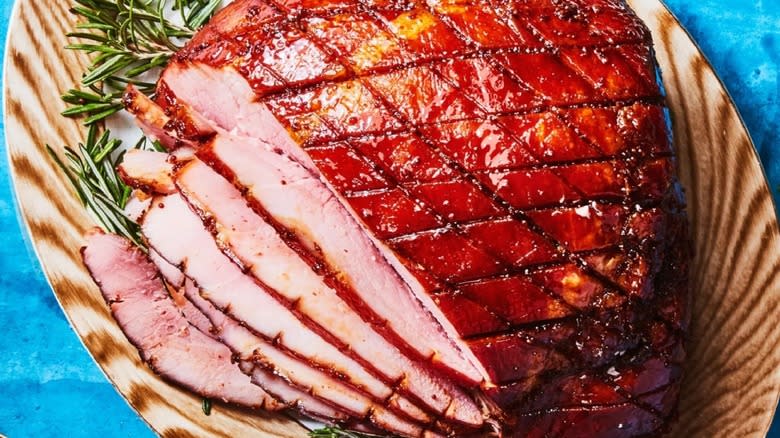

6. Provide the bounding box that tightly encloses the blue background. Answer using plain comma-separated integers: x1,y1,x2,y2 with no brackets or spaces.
0,0,777,436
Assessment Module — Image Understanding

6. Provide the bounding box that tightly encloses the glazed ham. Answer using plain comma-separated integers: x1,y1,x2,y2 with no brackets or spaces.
84,0,690,436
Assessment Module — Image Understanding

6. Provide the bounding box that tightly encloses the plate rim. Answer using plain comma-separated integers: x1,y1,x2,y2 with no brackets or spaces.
3,0,779,435
657,0,779,217
0,0,165,434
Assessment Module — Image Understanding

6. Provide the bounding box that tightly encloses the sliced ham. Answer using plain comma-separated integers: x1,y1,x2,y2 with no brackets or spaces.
81,230,277,410
123,191,151,223
142,246,358,425
138,193,437,431
118,148,195,195
181,280,427,437
125,189,435,432
117,149,176,195
123,84,213,149
142,224,424,433
151,248,185,288
170,283,214,336
175,279,357,426
123,150,482,425
122,85,180,150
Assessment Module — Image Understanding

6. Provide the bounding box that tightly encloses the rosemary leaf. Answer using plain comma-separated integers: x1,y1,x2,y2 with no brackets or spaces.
50,0,224,248
81,55,136,86
308,427,385,438
61,102,117,117
186,0,222,29
62,0,221,126
47,125,144,248
82,106,125,125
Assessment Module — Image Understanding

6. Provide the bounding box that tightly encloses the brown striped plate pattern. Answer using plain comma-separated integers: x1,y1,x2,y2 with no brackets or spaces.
4,0,779,436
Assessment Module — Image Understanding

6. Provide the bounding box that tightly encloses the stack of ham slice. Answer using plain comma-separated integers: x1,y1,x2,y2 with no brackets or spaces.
81,0,690,436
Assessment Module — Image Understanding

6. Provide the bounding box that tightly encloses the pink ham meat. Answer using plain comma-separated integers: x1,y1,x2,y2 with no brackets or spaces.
174,152,478,425
180,280,428,436
126,195,419,431
117,147,196,196
118,149,177,195
174,279,359,427
169,283,214,337
161,278,353,425
121,150,482,425
80,230,278,410
143,243,362,426
176,280,349,424
123,84,213,149
138,194,446,433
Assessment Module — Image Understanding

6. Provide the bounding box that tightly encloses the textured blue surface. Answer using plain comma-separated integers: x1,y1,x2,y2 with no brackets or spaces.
0,1,777,436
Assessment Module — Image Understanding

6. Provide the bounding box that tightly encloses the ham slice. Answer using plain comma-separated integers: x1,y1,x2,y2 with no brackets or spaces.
81,230,278,410
142,245,359,425
118,147,195,196
124,189,441,432
172,278,360,427
136,208,427,432
117,149,177,195
169,283,214,337
123,83,214,149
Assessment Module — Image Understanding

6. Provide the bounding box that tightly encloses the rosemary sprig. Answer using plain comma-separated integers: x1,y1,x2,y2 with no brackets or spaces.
46,125,145,248
52,0,222,242
62,0,221,125
308,427,384,438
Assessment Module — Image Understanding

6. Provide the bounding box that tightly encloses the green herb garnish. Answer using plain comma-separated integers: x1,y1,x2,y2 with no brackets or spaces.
51,0,221,243
46,126,146,248
62,0,221,125
308,427,384,438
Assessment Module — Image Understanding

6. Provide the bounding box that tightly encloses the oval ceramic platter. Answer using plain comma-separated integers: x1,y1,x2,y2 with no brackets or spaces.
4,0,779,436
